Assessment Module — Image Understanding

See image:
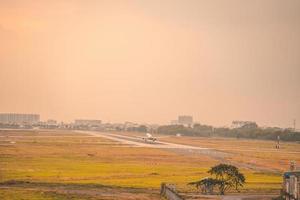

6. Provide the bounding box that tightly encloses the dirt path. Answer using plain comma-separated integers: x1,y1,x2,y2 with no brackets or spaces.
0,181,160,200
183,194,277,200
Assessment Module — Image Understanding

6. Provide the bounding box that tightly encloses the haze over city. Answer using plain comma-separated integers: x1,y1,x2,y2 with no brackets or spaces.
0,0,299,128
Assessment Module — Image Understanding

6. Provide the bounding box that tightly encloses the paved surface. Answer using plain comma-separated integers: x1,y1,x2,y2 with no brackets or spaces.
76,131,283,173
77,131,209,150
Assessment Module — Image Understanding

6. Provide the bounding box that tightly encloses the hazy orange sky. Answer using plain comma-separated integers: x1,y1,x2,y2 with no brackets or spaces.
0,0,299,127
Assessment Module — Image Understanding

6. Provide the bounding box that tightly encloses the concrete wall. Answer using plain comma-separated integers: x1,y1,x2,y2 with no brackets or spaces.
161,183,184,200
283,174,299,200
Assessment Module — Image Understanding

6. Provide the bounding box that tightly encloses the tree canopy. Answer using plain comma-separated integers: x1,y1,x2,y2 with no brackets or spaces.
189,164,245,195
157,124,300,141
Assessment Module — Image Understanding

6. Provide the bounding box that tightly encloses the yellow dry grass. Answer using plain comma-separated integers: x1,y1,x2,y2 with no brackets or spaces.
158,135,300,171
0,130,293,198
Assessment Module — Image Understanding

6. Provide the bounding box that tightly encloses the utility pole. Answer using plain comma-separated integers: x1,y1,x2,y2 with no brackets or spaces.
293,119,296,131
276,135,280,149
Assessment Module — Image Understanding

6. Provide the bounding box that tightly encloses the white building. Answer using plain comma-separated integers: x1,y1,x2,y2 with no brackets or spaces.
178,115,193,127
0,113,40,124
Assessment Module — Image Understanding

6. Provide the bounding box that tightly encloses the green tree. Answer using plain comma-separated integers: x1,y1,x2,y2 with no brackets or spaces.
189,164,245,195
137,125,147,132
208,164,245,195
188,178,221,194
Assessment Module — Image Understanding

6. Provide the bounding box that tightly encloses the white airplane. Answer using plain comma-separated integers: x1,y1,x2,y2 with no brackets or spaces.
142,133,157,143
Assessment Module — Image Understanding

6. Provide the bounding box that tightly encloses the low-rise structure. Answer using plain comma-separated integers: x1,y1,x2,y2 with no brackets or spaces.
231,121,258,129
74,119,102,130
74,119,102,126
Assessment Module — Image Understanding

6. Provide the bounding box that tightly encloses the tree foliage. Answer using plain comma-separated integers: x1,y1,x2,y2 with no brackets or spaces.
208,164,245,194
189,164,245,195
157,124,300,141
126,125,148,132
189,178,221,194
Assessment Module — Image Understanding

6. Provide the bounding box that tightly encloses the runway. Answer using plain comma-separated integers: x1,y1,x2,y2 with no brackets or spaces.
76,131,209,150
76,131,281,172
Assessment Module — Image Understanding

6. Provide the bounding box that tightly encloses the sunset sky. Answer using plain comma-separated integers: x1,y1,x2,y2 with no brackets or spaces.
0,0,299,128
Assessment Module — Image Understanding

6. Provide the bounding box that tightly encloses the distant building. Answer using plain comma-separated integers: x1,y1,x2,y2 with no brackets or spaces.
231,121,258,129
47,119,57,125
74,119,102,127
124,121,139,131
36,119,59,129
0,113,40,124
178,115,193,127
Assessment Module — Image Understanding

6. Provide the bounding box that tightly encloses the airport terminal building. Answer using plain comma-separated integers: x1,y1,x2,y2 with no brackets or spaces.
0,113,40,124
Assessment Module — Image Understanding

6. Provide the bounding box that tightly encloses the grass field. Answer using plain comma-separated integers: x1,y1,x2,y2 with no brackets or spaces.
158,134,300,172
0,130,299,199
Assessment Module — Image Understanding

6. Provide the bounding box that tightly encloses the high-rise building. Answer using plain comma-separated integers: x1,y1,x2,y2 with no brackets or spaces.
178,115,193,126
0,113,40,124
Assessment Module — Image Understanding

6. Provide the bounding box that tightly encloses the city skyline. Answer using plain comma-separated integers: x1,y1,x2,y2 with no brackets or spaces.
0,111,297,129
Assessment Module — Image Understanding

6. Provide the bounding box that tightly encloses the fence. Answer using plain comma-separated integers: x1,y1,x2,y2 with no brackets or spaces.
160,183,185,200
